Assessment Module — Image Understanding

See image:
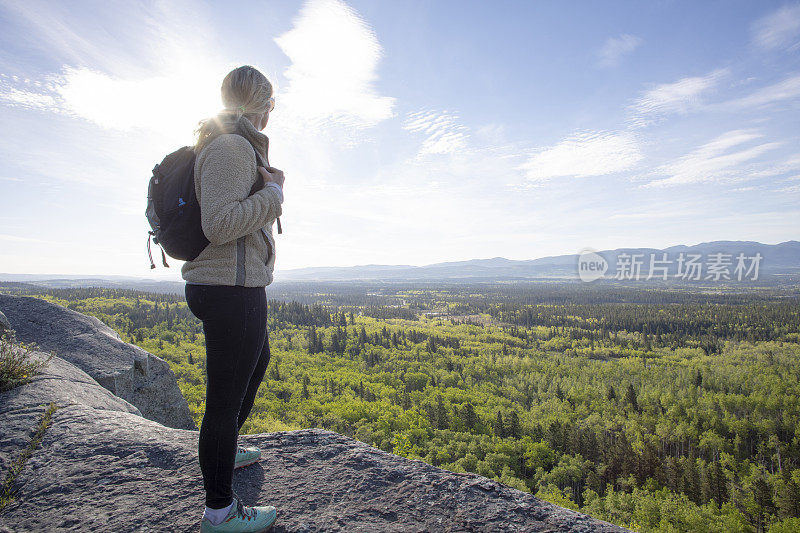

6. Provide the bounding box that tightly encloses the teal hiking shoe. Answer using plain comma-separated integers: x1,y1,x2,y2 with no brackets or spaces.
234,446,261,469
200,494,277,533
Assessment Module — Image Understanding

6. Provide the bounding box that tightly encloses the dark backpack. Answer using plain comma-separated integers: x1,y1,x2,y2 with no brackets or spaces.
145,139,280,268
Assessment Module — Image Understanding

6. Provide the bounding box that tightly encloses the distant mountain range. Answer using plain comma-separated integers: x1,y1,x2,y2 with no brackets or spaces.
277,240,800,283
2,240,798,289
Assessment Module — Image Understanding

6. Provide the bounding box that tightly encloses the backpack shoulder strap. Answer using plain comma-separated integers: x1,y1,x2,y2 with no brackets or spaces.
247,150,264,196
242,135,283,234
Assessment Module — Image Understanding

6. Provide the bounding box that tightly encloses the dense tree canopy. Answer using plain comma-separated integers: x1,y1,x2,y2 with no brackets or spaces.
4,282,799,532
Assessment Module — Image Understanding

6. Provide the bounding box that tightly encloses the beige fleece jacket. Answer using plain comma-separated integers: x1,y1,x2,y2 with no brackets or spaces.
181,117,283,287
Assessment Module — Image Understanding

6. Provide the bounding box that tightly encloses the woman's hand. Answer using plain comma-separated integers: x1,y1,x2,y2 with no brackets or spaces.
258,166,285,189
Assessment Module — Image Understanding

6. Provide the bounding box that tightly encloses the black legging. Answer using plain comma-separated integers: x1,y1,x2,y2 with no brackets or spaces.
185,283,271,508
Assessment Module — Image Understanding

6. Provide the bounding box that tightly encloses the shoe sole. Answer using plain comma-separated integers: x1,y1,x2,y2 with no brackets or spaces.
198,505,276,533
234,458,260,469
198,524,274,533
198,513,275,533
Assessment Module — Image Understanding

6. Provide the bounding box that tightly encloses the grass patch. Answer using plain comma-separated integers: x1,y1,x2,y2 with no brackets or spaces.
0,335,53,393
0,402,58,511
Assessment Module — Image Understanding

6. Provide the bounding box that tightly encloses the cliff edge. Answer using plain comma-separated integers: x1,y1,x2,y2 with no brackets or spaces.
0,296,630,532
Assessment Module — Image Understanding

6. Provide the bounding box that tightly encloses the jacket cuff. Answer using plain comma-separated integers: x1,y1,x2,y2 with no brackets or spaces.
266,182,284,204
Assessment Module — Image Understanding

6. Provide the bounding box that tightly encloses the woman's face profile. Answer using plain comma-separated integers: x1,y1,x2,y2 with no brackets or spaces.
257,110,270,131
258,97,274,130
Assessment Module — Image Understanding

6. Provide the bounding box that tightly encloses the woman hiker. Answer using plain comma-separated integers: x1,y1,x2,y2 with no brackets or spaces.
183,65,285,533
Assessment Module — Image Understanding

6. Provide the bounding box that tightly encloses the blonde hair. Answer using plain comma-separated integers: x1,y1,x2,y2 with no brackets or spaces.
195,65,274,152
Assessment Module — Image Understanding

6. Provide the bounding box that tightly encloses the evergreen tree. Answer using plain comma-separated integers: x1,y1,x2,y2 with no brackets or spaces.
426,336,437,353
777,476,800,519
307,326,318,354
625,383,639,412
435,395,449,430
494,411,505,438
269,360,281,381
749,469,776,532
462,402,477,431
508,410,520,438
681,457,700,504
700,461,713,504
401,391,412,410
711,459,728,504
607,384,617,401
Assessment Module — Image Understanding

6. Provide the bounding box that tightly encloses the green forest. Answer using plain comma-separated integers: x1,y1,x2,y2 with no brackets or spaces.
3,282,800,533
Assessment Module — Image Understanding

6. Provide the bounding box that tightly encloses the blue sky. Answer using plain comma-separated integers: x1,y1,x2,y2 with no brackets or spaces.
0,0,798,278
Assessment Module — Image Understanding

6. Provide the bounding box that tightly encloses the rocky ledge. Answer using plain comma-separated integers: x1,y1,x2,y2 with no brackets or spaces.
0,297,629,532
0,294,194,430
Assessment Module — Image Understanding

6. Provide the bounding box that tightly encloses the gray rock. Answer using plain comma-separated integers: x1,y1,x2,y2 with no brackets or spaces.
0,294,195,430
0,309,12,340
0,347,630,533
0,351,142,476
0,351,141,417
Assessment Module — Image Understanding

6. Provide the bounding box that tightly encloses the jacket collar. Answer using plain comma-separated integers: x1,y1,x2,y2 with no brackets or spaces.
234,115,269,165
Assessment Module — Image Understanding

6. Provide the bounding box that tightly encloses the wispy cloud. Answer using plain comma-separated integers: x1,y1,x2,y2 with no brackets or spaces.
720,74,800,109
519,131,642,181
628,69,728,125
749,154,800,178
273,0,395,132
752,3,800,51
646,129,781,187
0,76,58,110
0,233,48,244
0,2,227,146
0,66,224,140
0,0,221,74
403,110,469,155
597,34,642,68
0,0,134,73
608,209,696,221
